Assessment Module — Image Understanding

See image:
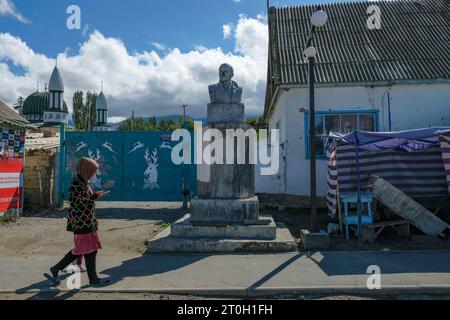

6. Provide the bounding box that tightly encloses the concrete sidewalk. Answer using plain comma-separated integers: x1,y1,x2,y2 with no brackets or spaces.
2,251,450,297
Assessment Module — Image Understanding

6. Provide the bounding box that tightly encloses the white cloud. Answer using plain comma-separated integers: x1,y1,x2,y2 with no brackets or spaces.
108,116,127,124
0,0,30,24
151,42,168,52
0,14,268,119
81,24,90,37
223,23,234,40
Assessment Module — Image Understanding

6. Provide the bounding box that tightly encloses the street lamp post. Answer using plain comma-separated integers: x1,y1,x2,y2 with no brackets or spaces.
303,7,328,232
181,104,189,209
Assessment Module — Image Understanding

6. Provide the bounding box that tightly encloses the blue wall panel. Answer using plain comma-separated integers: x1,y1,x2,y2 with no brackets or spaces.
64,131,196,202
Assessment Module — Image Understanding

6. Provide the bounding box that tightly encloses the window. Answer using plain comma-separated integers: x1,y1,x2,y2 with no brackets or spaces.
306,110,378,158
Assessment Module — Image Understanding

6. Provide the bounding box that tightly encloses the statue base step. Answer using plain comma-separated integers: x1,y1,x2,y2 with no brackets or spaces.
145,214,297,253
191,196,259,224
171,216,277,240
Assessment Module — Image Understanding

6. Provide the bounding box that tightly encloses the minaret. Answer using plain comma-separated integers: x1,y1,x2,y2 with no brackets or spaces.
44,63,68,126
48,65,64,110
94,82,109,131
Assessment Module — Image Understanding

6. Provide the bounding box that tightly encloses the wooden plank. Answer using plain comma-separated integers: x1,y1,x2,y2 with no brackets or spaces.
366,220,409,228
369,176,449,237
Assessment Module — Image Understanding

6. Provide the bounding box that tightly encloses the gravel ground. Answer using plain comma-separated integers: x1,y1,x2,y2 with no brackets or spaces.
2,202,450,300
0,202,186,260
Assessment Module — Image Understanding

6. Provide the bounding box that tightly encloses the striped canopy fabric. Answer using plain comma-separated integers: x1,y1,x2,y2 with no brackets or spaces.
439,133,450,195
327,129,450,216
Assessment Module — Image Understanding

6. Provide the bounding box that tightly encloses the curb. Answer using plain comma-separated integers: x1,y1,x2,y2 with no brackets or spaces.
4,285,450,298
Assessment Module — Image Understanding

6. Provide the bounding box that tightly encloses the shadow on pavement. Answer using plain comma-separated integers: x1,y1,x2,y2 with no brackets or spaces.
308,251,450,276
99,254,207,286
15,273,79,300
248,253,304,290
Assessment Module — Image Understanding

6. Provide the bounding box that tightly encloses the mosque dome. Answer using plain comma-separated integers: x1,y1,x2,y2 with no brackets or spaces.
22,91,68,124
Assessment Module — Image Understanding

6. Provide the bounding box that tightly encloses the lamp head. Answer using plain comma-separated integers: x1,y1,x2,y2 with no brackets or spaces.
311,9,328,28
303,46,317,60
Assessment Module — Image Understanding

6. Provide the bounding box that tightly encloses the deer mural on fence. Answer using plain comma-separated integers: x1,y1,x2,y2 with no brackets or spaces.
144,148,159,190
88,148,102,189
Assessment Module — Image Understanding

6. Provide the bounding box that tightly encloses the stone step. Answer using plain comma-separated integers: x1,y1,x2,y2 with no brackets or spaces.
171,215,277,240
191,196,259,224
146,215,297,254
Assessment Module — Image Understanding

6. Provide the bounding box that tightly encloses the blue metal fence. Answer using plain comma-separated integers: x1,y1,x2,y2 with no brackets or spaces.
62,131,196,202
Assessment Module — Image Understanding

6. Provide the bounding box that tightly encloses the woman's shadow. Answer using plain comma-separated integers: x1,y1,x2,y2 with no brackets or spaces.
16,254,206,297
15,273,79,300
99,254,207,286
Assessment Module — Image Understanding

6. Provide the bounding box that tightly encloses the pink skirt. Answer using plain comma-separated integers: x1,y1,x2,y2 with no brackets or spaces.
72,232,102,256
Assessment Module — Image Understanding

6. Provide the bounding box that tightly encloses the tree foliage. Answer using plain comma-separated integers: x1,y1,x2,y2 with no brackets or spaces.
118,116,194,132
13,96,24,115
72,91,97,130
245,116,267,131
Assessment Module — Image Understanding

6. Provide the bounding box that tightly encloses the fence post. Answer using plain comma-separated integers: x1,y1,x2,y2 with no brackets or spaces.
58,124,66,208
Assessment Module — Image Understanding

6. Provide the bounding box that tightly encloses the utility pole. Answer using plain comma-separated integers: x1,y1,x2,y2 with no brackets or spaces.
181,104,189,209
131,110,135,131
181,104,188,125
86,103,90,132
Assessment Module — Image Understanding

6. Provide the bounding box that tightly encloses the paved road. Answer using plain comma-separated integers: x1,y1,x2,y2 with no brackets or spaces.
2,251,450,297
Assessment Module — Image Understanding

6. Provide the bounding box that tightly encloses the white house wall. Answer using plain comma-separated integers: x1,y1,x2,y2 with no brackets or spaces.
255,92,287,194
256,82,450,197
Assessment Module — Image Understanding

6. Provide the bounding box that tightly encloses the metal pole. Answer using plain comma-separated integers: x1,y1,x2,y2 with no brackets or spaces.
355,132,362,240
181,104,188,209
309,56,318,231
86,102,90,132
58,123,66,208
388,92,392,131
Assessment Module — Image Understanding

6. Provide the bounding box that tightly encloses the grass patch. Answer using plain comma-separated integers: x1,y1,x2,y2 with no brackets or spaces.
159,222,172,229
0,211,19,225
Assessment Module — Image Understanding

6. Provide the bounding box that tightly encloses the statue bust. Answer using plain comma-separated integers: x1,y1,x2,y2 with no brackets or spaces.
208,64,243,104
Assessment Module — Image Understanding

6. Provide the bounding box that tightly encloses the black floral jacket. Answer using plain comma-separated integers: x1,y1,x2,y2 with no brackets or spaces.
67,175,99,234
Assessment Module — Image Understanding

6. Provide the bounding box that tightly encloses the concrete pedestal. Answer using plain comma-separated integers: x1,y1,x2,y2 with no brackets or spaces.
300,230,330,250
191,197,259,224
146,215,297,253
145,70,296,253
207,103,244,124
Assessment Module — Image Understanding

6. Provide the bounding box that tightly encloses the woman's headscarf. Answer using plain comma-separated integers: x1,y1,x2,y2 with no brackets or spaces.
76,157,99,183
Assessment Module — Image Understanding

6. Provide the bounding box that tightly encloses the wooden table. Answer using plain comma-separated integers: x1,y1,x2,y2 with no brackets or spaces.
361,220,411,244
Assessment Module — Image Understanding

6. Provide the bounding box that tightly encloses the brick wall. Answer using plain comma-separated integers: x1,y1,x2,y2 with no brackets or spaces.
24,148,57,209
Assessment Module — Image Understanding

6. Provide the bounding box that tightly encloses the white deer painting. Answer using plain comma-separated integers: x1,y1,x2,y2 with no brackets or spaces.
144,148,159,190
88,148,102,189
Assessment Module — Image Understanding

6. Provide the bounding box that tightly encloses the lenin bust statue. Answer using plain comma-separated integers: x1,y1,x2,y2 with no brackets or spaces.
208,63,243,104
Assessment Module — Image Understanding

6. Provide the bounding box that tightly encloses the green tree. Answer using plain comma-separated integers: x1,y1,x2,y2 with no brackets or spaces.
13,96,24,115
72,91,84,130
245,116,267,131
118,117,147,131
71,91,97,131
159,119,179,132
146,116,158,131
85,91,97,131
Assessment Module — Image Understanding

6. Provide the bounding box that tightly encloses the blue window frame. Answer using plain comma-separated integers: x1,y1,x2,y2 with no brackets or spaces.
305,110,380,159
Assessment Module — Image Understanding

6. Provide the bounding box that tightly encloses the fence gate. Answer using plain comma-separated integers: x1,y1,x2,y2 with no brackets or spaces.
62,131,196,202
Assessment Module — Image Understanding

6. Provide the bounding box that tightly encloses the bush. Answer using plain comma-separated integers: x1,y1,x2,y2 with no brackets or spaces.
0,210,19,224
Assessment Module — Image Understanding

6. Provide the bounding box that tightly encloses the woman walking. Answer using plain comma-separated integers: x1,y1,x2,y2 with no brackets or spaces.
46,157,108,286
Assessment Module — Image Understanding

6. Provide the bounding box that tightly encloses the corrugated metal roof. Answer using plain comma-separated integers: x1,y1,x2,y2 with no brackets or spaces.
25,132,60,151
265,0,450,118
0,99,36,130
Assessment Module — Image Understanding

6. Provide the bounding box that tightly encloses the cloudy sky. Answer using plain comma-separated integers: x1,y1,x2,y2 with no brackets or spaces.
0,0,351,122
